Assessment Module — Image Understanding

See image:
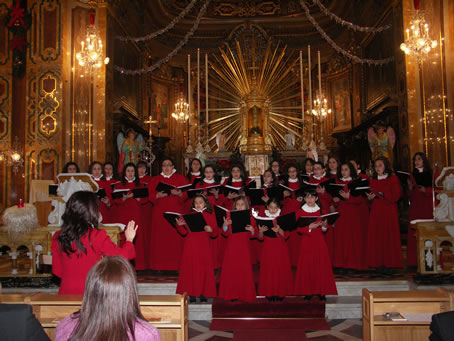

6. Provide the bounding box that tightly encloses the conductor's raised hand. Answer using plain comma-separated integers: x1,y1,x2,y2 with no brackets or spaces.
125,220,138,242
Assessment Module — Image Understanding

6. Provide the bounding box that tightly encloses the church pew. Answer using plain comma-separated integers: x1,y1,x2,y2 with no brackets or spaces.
0,292,188,341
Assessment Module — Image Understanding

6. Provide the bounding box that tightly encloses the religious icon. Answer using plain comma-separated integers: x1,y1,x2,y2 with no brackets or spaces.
216,133,226,152
116,128,144,173
368,124,395,165
284,132,295,150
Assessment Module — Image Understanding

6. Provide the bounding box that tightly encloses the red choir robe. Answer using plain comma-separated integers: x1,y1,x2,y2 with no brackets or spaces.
256,208,293,298
367,174,402,268
176,210,218,298
406,171,433,266
148,172,189,270
356,171,371,268
294,205,337,296
218,217,257,302
281,179,303,267
195,179,224,269
92,177,114,224
112,180,148,270
183,173,202,212
332,178,364,270
51,228,135,295
221,178,251,210
139,175,154,269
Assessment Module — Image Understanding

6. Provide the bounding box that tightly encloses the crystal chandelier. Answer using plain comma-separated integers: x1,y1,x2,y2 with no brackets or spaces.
400,10,437,63
312,96,332,117
172,97,189,122
76,12,109,71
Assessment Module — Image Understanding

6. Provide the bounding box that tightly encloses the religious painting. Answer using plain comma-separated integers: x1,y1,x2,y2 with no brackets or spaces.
328,70,352,133
151,78,171,134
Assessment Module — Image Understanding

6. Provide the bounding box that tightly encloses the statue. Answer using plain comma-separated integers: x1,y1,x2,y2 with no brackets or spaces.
117,129,144,173
368,124,395,164
216,133,226,152
284,132,295,150
248,105,263,136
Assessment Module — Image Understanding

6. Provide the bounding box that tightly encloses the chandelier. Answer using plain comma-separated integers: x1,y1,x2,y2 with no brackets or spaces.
400,10,437,63
0,136,24,173
172,97,189,122
76,12,109,71
312,96,332,117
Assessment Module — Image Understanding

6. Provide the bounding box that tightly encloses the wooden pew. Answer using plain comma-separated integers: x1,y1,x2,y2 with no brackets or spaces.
362,288,453,341
0,293,188,341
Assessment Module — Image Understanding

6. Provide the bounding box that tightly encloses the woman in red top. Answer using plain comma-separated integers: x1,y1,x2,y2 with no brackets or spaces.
221,162,251,210
102,162,117,185
148,157,189,271
89,161,113,224
195,165,223,269
176,194,218,303
219,196,257,302
326,156,340,179
366,157,402,274
406,152,434,267
332,162,365,271
186,158,203,185
294,189,337,300
256,198,293,301
51,191,137,295
112,163,148,270
270,160,282,182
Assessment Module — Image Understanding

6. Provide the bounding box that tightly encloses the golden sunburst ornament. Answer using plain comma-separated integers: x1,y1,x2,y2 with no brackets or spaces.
206,36,305,153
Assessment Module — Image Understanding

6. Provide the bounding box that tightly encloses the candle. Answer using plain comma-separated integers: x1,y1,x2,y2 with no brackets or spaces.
197,48,200,142
318,50,322,116
18,199,24,208
299,50,304,131
308,45,312,138
188,54,191,144
205,53,209,141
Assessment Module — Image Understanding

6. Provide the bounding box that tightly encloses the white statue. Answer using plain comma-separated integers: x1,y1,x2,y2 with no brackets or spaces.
284,132,295,150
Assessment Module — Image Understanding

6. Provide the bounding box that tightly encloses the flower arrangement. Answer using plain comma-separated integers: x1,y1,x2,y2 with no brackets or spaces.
216,159,231,176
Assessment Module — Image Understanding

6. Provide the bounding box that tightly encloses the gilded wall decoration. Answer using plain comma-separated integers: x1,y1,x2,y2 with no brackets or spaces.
38,72,59,139
0,3,11,66
37,148,58,180
214,1,280,17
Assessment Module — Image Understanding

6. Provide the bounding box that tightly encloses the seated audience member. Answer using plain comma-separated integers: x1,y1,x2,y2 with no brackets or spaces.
0,304,50,341
55,256,161,341
429,311,454,341
51,191,137,294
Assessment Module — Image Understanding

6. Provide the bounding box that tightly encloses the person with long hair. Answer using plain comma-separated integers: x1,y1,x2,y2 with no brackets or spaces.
55,256,160,341
88,161,113,224
148,157,189,271
62,162,80,174
51,191,137,295
221,162,251,210
103,161,117,184
270,160,282,182
326,156,340,179
112,163,148,270
366,157,402,274
175,194,218,303
186,158,203,184
406,152,434,267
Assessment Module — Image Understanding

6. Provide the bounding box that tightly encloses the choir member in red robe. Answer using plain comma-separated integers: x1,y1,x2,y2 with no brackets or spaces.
332,162,365,271
89,161,114,224
406,152,434,267
366,157,402,274
103,162,117,186
349,159,370,268
148,158,189,271
281,164,303,267
175,195,218,303
294,190,337,300
137,161,153,270
270,160,282,182
219,197,257,302
301,158,314,178
256,198,293,301
195,165,223,269
326,156,340,179
221,163,251,210
183,158,203,212
62,162,80,174
310,161,333,213
112,163,148,270
51,191,137,295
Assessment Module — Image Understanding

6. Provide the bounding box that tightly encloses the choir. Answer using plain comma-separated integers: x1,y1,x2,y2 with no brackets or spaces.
53,152,435,301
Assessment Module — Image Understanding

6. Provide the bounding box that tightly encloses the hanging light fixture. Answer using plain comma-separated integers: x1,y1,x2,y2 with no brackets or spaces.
172,96,189,122
76,9,109,71
400,0,437,63
312,96,332,118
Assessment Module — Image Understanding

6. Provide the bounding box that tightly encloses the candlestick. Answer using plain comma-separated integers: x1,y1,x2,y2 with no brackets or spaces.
188,54,191,145
308,45,313,139
318,50,322,116
205,53,209,142
197,48,200,142
299,50,304,133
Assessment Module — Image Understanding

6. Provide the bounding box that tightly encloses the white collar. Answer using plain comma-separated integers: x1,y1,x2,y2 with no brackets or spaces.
139,175,146,179
357,170,361,174
125,177,136,183
377,173,388,180
263,183,272,188
306,171,313,175
105,176,112,181
203,178,215,184
288,177,299,183
92,175,102,181
313,172,326,180
302,203,320,213
330,170,337,175
191,171,201,176
417,167,424,173
232,178,243,183
161,169,176,178
192,207,206,213
265,209,281,218
340,177,352,182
